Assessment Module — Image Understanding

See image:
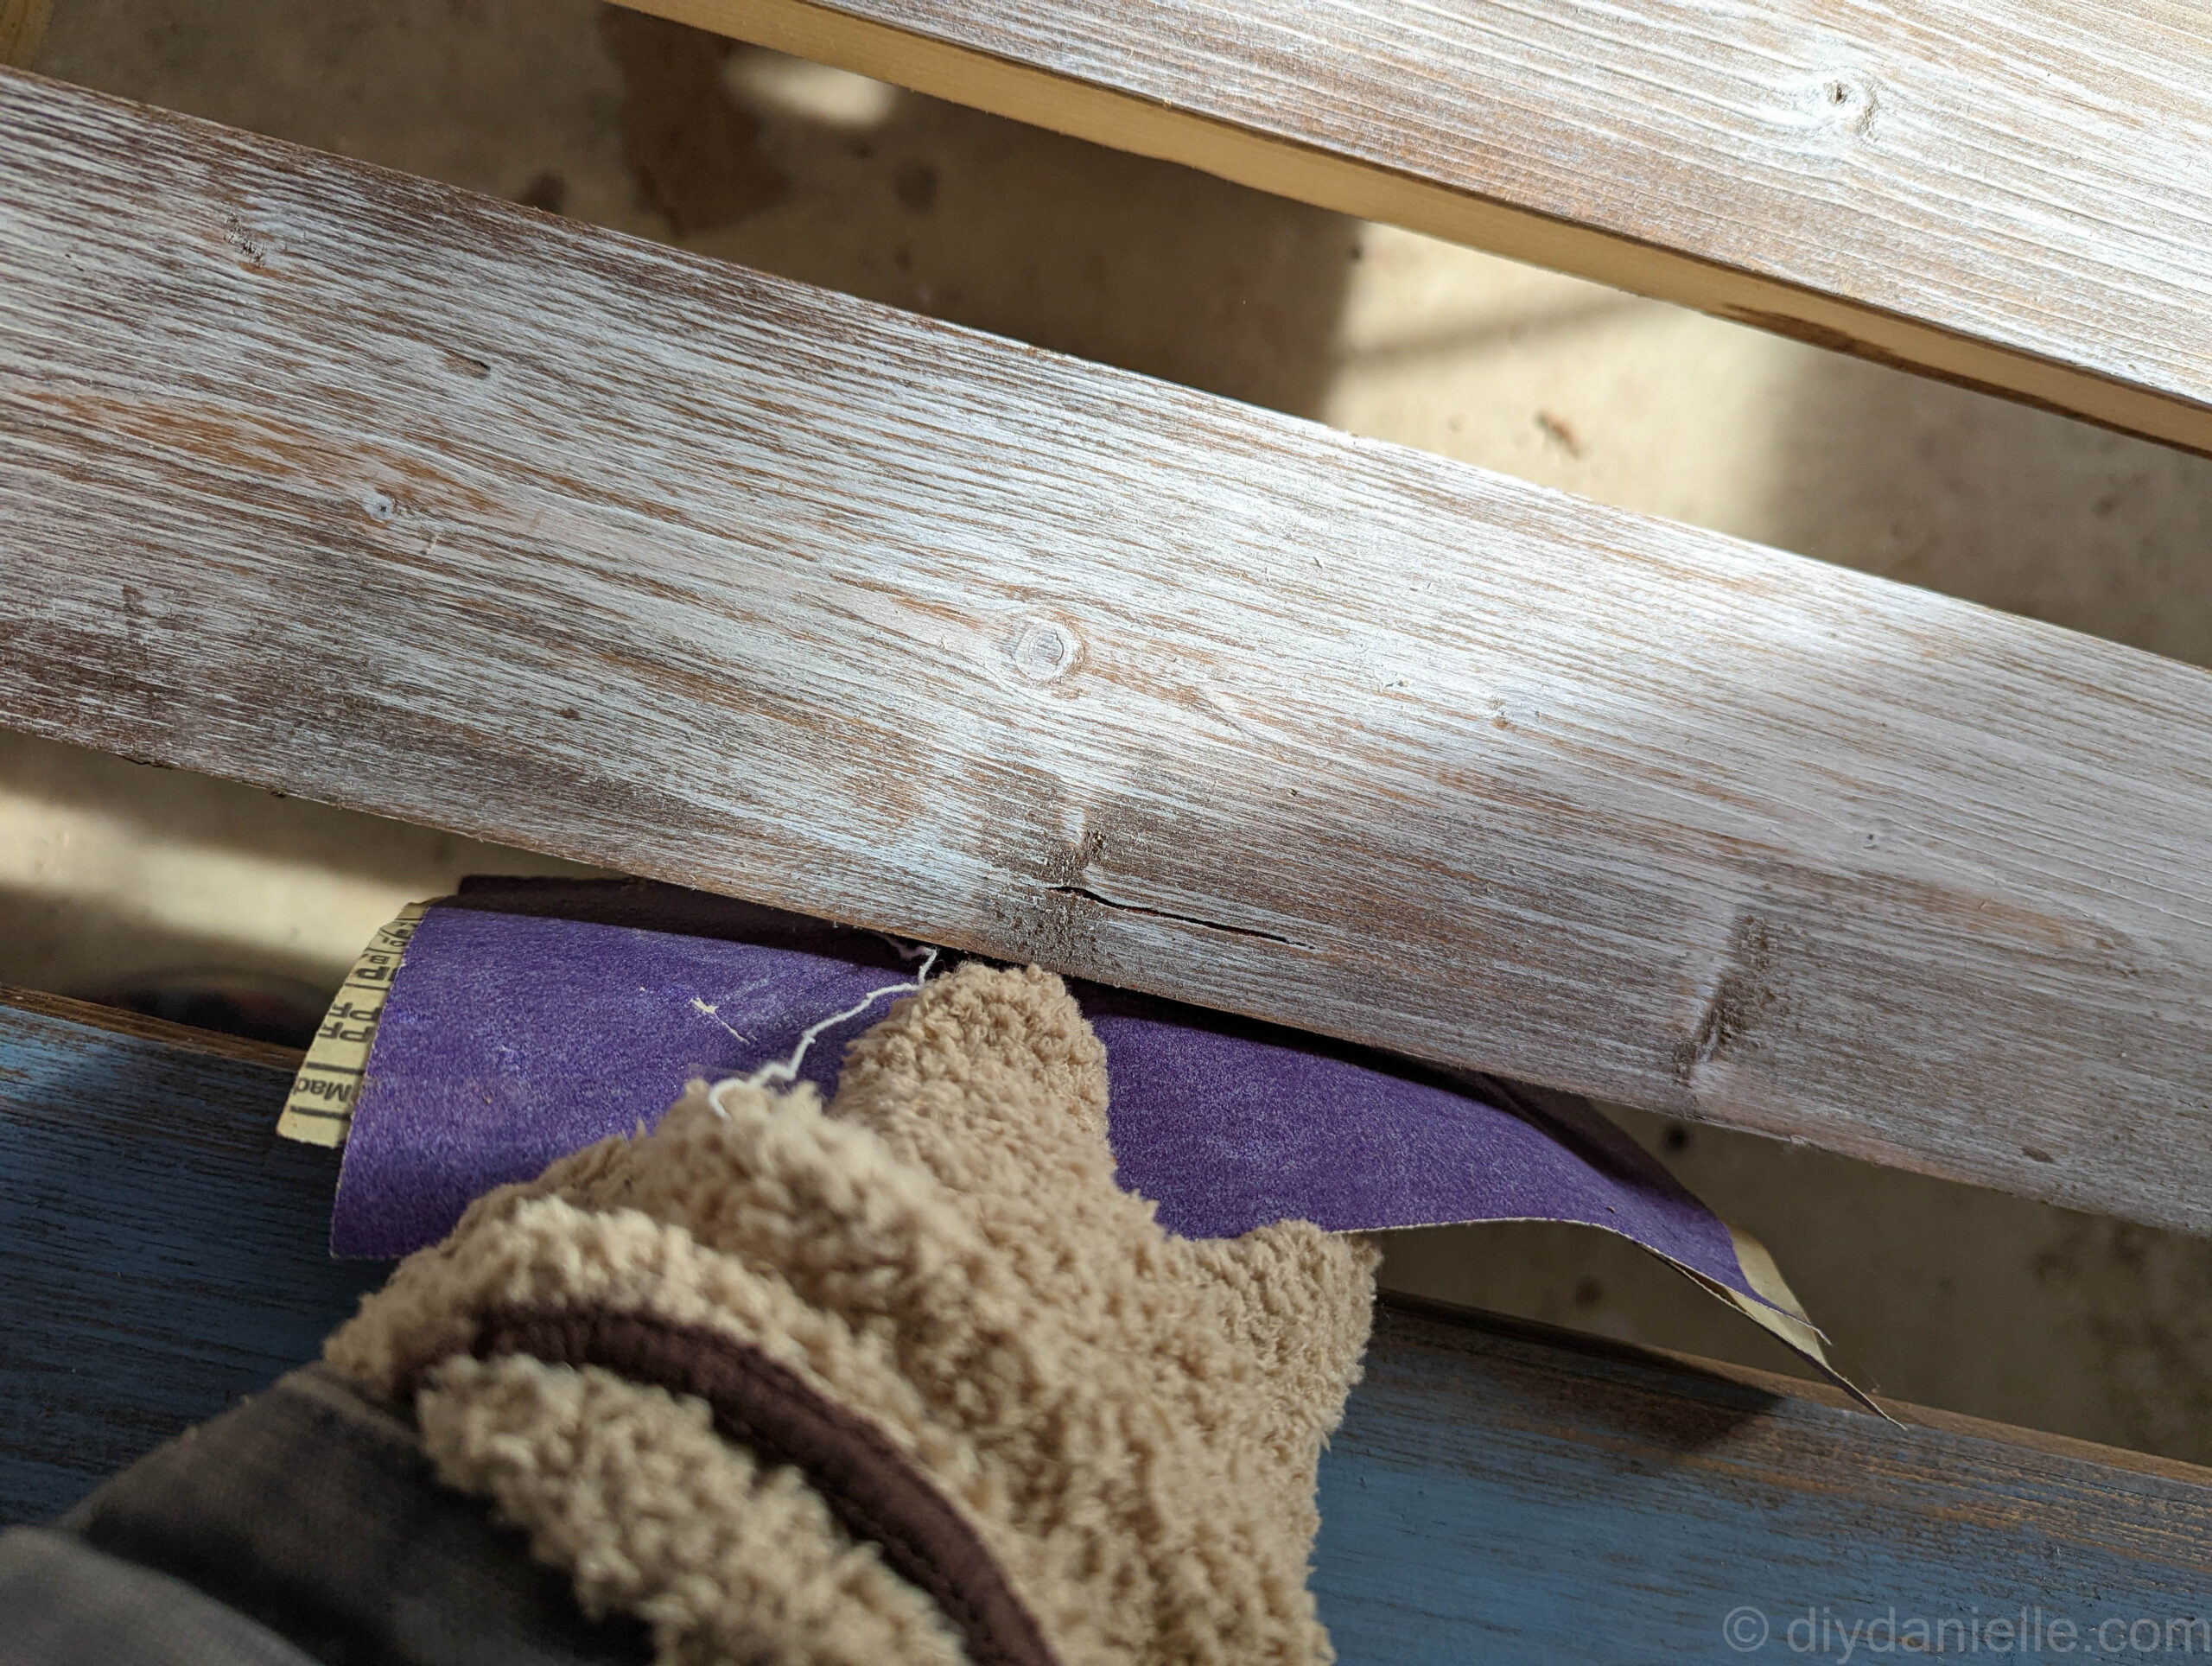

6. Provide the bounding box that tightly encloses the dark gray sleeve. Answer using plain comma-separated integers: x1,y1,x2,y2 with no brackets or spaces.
0,1527,323,1666
16,1364,649,1666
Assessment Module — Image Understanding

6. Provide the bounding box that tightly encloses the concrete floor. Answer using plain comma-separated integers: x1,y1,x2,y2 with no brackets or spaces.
16,0,2212,1461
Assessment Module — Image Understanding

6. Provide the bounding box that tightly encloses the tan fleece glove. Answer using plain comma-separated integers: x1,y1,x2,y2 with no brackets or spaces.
325,960,1379,1666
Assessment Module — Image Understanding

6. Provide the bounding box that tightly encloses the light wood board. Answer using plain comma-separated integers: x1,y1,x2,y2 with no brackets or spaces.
4,69,2212,1230
617,0,2212,457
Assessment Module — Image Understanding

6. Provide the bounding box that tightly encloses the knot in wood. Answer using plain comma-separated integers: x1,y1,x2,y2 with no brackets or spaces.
1819,70,1878,136
1007,615,1077,683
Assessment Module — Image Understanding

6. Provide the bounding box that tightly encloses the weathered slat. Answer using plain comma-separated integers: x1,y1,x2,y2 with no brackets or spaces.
4,70,2212,1230
11,992,2212,1662
621,0,2212,457
1323,1301,2212,1661
0,990,384,1521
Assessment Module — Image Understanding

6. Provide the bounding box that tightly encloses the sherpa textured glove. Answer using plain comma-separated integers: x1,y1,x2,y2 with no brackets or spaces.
323,960,1380,1666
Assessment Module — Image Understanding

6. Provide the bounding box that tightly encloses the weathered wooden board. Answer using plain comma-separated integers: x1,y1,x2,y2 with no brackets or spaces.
5,70,2212,1230
10,991,2212,1660
0,990,384,1520
1325,1300,2212,1661
621,0,2212,457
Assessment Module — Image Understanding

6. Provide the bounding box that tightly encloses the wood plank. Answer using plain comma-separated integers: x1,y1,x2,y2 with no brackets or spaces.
0,985,306,1074
1321,1300,2212,1661
619,0,2212,458
0,990,382,1522
5,68,2212,1231
13,993,2212,1663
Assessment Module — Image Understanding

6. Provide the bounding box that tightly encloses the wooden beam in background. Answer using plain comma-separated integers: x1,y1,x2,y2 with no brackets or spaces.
4,71,2212,1230
0,0,49,70
618,0,2212,457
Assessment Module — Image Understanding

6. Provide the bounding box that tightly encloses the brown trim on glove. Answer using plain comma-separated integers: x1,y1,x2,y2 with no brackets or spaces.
468,1307,1058,1666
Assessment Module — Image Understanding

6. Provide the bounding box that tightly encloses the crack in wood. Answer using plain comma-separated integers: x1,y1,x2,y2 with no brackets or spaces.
1045,883,1312,950
10,68,2212,1230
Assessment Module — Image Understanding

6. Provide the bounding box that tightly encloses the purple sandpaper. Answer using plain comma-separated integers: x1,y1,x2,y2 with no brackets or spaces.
333,901,916,1256
331,886,1774,1315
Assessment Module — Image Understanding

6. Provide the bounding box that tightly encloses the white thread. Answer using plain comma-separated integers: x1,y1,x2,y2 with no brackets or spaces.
688,995,751,1045
708,941,938,1113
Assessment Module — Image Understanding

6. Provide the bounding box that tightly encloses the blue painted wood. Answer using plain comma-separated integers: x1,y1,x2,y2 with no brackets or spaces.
0,990,387,1523
8,989,2212,1662
1316,1303,2212,1663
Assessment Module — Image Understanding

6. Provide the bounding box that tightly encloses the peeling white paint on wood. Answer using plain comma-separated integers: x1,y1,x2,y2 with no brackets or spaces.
3,71,2210,1230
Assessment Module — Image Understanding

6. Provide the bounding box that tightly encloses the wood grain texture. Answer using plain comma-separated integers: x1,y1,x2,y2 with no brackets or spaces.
622,0,2212,457
0,984,306,1073
1320,1300,2212,1660
12,996,2212,1660
0,991,383,1522
5,69,2212,1230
